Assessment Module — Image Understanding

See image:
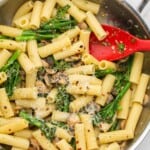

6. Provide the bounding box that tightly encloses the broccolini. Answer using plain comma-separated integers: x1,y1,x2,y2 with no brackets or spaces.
92,82,131,126
93,56,133,126
55,85,72,112
19,111,56,140
16,5,77,41
0,50,21,96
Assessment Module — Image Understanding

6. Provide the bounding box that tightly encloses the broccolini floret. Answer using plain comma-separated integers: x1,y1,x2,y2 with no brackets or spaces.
55,85,72,112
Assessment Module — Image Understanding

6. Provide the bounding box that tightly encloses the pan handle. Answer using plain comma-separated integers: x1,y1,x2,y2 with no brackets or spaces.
139,0,150,12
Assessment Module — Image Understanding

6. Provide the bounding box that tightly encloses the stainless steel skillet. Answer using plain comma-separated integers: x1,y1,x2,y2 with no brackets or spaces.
0,0,150,149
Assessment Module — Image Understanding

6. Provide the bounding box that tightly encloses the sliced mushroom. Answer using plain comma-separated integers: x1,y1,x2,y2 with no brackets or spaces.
84,102,100,115
35,80,49,94
29,138,41,150
51,72,69,85
44,73,52,87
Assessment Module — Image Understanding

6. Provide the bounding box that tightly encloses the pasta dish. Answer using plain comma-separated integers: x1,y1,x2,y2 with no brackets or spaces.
0,0,149,150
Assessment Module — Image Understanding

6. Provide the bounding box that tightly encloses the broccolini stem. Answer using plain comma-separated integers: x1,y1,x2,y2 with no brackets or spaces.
5,61,20,96
16,34,58,41
95,69,116,78
92,82,131,126
15,35,36,41
19,111,56,141
16,5,76,41
0,50,20,72
0,35,9,39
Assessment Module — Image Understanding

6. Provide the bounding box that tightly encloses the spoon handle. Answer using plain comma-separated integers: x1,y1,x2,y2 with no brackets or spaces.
138,39,150,51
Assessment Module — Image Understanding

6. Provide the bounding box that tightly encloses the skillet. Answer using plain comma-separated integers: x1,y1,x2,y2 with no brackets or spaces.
0,0,150,149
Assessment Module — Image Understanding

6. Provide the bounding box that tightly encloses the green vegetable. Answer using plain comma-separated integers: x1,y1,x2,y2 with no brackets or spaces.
55,85,71,112
16,5,76,41
16,32,58,41
0,50,20,72
95,69,116,78
53,59,71,72
92,82,131,126
93,57,133,126
69,137,76,150
0,50,21,96
109,119,119,131
4,62,20,96
19,111,56,140
113,56,133,95
51,120,69,130
0,35,9,39
117,43,125,52
56,4,71,18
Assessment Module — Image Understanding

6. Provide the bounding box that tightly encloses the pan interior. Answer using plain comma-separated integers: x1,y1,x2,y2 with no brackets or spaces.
0,0,150,149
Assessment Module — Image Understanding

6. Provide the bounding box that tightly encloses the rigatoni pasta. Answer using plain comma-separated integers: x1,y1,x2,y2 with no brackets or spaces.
13,13,31,29
0,88,14,118
27,40,42,68
25,70,37,87
38,37,71,58
32,130,57,150
0,118,28,134
52,26,80,42
98,130,133,144
12,0,34,21
11,87,37,100
0,39,26,52
72,0,100,14
86,11,107,40
0,72,7,85
79,29,91,53
0,134,29,149
117,89,131,119
96,74,116,106
0,25,22,37
51,111,70,122
56,0,86,22
132,74,149,104
0,49,12,68
14,129,32,139
75,123,86,150
65,64,95,75
98,60,117,70
29,1,43,29
80,114,98,150
125,103,143,133
69,95,93,112
0,0,149,149
18,53,35,73
40,0,56,22
129,52,144,84
53,41,85,60
56,139,73,150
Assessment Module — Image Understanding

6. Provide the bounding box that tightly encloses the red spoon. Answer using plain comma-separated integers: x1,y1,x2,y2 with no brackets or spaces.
89,24,150,61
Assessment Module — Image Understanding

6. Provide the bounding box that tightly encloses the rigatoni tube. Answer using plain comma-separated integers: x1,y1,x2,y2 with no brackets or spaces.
56,0,86,22
38,37,71,58
86,11,107,41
